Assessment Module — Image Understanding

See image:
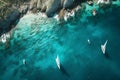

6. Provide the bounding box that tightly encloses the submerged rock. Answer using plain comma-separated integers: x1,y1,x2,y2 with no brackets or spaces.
87,0,93,6
92,8,97,16
97,0,112,4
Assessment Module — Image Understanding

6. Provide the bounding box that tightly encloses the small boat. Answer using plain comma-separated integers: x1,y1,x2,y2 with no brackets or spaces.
23,59,26,65
55,55,60,69
101,40,108,54
87,39,91,44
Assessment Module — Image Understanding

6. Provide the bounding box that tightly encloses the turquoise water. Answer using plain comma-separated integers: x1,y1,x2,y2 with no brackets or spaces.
0,5,120,80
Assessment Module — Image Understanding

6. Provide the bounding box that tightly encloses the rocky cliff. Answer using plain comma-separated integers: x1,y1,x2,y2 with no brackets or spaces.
0,0,30,35
0,0,79,34
29,0,78,16
0,0,118,35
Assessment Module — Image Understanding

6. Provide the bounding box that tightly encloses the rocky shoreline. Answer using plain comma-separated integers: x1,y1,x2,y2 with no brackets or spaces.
0,0,78,34
0,0,120,49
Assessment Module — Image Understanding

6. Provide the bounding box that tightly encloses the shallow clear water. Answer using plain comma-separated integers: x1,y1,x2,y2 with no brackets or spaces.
0,6,120,80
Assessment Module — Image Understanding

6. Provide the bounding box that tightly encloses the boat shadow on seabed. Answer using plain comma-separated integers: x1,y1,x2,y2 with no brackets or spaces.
59,64,70,78
104,51,111,59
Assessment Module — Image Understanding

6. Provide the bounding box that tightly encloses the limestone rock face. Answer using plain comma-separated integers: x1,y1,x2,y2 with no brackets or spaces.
19,4,29,14
0,10,20,31
63,0,74,8
0,0,30,34
45,0,75,16
29,0,75,16
7,10,20,22
37,0,42,9
46,0,62,17
30,0,38,10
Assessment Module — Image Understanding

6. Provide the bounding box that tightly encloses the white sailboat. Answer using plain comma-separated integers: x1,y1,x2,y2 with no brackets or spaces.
55,55,60,69
101,40,108,54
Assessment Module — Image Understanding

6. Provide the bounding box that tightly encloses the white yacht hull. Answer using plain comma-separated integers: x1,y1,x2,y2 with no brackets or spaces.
55,55,60,69
101,40,108,54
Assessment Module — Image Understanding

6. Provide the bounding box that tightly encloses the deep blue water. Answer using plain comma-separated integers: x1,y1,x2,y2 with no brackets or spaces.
0,5,120,80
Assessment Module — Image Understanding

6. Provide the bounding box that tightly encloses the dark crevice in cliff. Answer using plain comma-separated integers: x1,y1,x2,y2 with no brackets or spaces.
0,10,21,36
